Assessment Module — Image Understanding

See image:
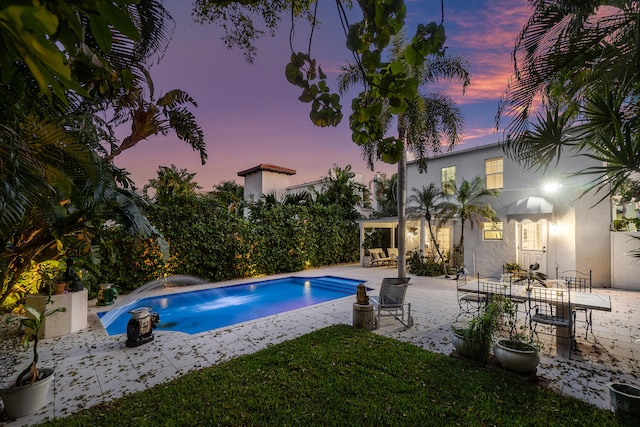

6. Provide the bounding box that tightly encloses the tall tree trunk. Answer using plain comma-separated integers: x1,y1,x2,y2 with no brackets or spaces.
426,219,447,276
397,140,407,278
458,219,465,268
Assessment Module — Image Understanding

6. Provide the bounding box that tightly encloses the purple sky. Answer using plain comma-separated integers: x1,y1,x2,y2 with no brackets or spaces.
113,1,530,191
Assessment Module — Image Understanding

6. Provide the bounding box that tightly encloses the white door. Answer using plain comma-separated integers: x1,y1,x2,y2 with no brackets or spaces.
519,221,548,274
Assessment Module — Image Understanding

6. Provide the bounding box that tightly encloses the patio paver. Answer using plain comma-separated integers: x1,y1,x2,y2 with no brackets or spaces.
1,264,638,426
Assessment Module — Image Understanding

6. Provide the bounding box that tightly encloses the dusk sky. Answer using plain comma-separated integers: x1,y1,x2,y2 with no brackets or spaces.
113,0,531,191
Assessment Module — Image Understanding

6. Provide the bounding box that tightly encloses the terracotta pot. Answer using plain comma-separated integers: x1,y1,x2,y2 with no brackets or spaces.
53,282,67,295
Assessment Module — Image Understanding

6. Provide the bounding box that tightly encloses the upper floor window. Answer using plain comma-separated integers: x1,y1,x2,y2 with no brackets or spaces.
483,221,503,240
485,157,503,190
441,166,456,195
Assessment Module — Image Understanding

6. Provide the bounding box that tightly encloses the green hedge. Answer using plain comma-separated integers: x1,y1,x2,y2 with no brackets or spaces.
93,197,359,291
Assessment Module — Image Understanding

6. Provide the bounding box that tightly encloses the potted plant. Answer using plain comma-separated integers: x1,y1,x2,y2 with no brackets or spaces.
0,305,66,418
504,263,521,273
513,262,547,290
492,297,541,373
452,299,504,363
39,261,67,296
607,382,640,420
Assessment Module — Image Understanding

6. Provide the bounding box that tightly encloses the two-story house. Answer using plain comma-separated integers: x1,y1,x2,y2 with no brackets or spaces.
359,142,612,287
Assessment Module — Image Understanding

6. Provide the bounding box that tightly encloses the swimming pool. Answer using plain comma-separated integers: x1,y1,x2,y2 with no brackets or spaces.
99,276,365,335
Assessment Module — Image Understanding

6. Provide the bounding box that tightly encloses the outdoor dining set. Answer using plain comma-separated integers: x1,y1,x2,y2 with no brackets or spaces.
456,266,612,358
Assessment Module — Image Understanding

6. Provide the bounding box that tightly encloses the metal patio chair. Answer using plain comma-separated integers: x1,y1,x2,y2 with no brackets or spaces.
528,286,576,359
557,268,593,339
370,277,413,328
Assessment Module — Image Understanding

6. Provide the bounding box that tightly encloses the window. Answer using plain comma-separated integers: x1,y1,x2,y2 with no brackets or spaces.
522,222,542,250
485,157,503,190
441,166,456,195
483,221,503,240
435,227,451,257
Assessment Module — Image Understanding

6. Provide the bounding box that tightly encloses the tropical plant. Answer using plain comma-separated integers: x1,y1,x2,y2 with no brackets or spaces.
6,305,66,386
0,1,142,103
497,1,640,202
440,177,499,267
338,34,469,276
106,79,206,163
209,180,245,215
0,1,196,308
312,164,370,220
513,263,548,289
371,173,398,218
196,1,450,151
454,298,505,363
144,165,202,205
36,261,67,296
407,251,449,277
408,183,448,274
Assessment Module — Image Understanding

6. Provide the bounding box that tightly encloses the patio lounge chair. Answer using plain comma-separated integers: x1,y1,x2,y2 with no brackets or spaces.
369,248,397,267
386,248,399,260
370,277,413,328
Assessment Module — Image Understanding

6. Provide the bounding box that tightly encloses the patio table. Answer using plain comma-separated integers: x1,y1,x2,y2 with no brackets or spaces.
458,281,611,350
458,281,611,312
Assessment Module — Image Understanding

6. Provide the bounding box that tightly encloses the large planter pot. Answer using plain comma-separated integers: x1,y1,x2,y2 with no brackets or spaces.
608,382,640,419
0,368,54,419
452,330,470,357
493,339,540,373
451,330,488,361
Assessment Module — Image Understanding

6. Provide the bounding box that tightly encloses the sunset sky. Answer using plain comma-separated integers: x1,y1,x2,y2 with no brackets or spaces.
113,0,531,191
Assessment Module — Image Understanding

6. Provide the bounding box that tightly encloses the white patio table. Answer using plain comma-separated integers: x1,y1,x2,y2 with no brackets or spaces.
458,280,611,350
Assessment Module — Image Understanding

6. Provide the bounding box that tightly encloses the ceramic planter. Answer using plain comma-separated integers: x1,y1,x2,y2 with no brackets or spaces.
493,339,540,373
607,382,640,419
451,330,488,361
0,368,54,419
452,330,471,357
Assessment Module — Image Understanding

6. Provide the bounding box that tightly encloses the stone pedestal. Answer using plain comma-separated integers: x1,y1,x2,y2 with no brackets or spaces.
353,303,375,330
25,289,88,338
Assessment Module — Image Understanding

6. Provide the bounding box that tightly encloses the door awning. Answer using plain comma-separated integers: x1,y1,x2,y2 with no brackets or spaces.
506,196,554,221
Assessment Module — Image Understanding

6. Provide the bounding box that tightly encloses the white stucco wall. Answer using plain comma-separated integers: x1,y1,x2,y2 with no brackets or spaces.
243,170,291,204
406,143,611,286
611,232,640,290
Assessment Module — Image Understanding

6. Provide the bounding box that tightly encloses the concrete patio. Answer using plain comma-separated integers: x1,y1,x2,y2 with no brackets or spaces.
1,264,639,426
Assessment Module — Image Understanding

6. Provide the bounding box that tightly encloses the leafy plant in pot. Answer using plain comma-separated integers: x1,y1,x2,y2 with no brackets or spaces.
492,297,541,374
513,262,547,290
39,261,67,296
0,305,66,419
452,300,504,363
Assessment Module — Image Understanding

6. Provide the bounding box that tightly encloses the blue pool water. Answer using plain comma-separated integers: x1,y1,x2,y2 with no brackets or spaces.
99,276,364,335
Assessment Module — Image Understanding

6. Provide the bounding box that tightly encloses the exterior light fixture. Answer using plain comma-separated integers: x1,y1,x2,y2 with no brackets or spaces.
543,182,562,193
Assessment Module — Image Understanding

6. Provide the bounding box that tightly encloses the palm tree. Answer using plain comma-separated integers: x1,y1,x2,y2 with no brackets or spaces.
313,164,370,220
372,173,398,218
144,165,202,206
408,183,447,275
497,0,640,200
0,1,188,304
107,78,206,164
338,35,469,277
440,177,499,268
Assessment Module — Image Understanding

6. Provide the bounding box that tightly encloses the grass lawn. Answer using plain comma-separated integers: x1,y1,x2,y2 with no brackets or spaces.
39,325,627,426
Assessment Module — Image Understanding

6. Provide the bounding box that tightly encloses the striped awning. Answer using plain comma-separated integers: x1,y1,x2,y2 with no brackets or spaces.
506,196,554,221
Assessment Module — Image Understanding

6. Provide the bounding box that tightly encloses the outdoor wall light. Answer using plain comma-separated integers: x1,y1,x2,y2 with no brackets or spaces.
544,182,562,193
408,227,418,236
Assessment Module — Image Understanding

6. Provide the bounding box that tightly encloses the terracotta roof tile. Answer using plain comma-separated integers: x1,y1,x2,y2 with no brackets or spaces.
237,164,297,177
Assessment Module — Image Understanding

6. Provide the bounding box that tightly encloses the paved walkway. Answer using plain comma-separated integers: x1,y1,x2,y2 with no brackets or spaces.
1,265,639,426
